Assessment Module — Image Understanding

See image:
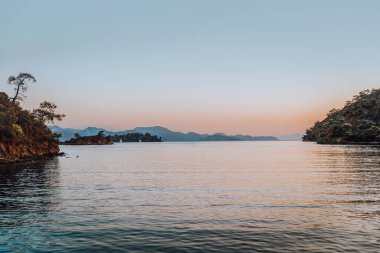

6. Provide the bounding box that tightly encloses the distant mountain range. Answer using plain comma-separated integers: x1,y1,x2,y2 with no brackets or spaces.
49,125,283,142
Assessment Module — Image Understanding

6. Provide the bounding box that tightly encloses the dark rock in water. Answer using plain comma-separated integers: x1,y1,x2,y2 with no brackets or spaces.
303,88,380,144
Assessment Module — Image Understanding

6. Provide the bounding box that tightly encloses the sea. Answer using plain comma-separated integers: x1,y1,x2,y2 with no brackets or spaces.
1,141,380,252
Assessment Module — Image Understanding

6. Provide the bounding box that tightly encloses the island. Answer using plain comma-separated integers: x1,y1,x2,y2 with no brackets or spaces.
61,132,162,145
303,88,380,144
0,73,65,163
110,133,162,142
61,131,113,145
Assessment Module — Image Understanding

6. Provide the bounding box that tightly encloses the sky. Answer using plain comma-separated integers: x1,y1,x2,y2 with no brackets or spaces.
1,0,380,135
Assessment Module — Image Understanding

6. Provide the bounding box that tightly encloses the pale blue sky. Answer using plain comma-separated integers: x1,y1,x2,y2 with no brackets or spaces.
1,0,380,135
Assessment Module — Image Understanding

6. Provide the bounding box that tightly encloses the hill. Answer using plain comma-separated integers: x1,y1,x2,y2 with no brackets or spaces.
303,89,380,144
203,134,240,141
50,125,279,142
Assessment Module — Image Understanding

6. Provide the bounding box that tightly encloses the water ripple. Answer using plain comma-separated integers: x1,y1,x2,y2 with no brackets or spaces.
1,142,380,252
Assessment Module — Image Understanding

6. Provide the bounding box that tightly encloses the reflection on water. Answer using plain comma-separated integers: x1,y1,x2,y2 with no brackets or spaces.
0,158,61,252
0,142,380,252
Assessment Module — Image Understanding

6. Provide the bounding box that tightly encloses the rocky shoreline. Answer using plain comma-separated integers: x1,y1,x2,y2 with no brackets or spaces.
0,142,61,164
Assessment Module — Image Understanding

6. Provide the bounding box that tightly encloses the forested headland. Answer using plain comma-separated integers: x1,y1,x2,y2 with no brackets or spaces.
303,89,380,144
0,73,64,163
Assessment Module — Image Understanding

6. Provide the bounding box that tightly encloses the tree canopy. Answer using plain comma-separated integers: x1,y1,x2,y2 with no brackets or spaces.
7,73,36,102
1,74,64,144
32,101,65,124
303,88,380,144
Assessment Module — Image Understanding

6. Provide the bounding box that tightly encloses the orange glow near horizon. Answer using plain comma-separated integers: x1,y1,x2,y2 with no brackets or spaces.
26,82,355,136
55,105,332,136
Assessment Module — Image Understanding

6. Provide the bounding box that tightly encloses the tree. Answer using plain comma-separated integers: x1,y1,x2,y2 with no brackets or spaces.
32,101,65,123
7,73,36,102
326,108,340,117
0,108,17,141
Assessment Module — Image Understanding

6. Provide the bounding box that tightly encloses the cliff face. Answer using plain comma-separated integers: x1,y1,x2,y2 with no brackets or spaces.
303,89,380,144
0,92,61,163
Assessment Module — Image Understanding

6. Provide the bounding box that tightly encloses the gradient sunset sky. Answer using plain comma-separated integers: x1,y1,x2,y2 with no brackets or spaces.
1,0,380,135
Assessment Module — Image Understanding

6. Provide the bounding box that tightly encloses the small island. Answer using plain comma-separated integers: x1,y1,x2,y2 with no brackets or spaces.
61,131,113,145
0,73,65,163
110,133,162,142
61,132,162,145
303,88,380,144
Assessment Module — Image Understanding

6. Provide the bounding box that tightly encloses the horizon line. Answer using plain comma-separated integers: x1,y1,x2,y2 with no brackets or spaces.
50,124,304,137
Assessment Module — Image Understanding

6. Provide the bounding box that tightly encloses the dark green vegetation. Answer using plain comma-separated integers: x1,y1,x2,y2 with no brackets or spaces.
62,132,161,144
303,89,380,144
0,73,64,162
62,131,113,145
111,133,161,142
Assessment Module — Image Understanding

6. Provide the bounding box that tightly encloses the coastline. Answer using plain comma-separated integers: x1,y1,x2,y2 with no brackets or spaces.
306,141,380,145
60,143,113,145
0,152,64,165
0,142,61,165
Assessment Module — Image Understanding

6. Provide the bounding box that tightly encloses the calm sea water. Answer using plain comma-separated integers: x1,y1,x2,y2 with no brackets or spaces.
1,142,380,252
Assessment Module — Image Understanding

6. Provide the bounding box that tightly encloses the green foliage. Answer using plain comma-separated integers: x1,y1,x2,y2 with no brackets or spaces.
32,101,65,123
0,106,17,141
64,132,162,145
0,73,64,145
303,88,380,144
63,131,113,145
8,73,36,102
111,133,162,142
